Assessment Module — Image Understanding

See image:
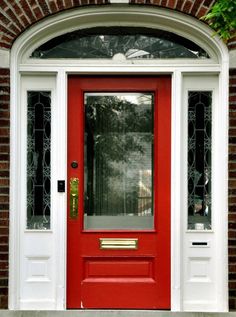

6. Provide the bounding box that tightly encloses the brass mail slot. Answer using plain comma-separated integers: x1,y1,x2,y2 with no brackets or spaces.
99,238,138,250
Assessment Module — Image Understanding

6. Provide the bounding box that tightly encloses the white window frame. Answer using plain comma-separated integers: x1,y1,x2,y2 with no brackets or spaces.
9,5,229,311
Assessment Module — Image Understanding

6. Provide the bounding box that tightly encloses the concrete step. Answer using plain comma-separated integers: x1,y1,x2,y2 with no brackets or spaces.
0,311,235,317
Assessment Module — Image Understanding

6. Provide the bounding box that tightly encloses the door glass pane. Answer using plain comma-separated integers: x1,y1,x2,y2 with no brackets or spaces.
27,91,51,229
188,91,212,230
84,93,154,230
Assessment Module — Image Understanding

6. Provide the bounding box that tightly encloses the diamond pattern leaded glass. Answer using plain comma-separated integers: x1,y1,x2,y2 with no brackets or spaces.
27,91,51,229
188,91,212,230
30,27,209,59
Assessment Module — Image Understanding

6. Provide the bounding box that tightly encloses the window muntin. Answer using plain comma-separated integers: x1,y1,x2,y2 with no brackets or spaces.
27,91,51,230
30,27,209,60
188,91,212,230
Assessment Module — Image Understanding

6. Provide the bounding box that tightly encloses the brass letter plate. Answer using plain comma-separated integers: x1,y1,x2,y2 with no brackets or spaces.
99,238,138,250
70,177,79,219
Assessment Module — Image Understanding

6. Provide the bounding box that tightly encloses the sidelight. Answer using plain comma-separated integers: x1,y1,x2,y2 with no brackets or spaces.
187,91,212,230
27,91,51,229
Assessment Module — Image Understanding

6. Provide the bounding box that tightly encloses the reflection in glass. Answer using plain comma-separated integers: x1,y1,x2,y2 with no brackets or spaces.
188,91,212,230
84,93,154,229
27,91,51,229
30,27,209,59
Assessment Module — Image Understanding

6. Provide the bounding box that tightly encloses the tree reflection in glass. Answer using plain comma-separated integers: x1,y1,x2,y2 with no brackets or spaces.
84,93,154,230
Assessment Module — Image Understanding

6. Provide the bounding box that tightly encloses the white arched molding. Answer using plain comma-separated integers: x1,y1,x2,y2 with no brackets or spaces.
9,5,229,312
13,6,228,65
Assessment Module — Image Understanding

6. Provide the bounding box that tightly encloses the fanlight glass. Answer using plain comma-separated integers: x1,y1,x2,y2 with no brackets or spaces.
30,27,209,59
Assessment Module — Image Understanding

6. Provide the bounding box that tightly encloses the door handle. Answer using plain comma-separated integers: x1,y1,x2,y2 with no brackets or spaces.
70,177,79,219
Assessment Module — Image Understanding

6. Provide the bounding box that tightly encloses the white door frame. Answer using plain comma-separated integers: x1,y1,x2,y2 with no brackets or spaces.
9,5,229,311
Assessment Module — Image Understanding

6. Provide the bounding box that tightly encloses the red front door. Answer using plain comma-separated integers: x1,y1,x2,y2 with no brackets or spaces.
67,76,171,309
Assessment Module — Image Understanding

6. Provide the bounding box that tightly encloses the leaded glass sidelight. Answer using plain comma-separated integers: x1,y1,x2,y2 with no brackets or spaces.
188,91,212,230
84,93,154,230
27,91,51,230
30,27,209,59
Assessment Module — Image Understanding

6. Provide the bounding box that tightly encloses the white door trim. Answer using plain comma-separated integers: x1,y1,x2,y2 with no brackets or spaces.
9,5,229,311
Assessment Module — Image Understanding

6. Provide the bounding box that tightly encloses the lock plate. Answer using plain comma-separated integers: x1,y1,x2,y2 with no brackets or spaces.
70,178,79,219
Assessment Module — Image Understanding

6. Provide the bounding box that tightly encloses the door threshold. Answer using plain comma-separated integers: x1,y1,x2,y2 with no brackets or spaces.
3,311,233,317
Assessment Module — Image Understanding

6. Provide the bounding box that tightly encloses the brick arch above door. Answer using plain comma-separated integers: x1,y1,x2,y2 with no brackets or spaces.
0,0,218,50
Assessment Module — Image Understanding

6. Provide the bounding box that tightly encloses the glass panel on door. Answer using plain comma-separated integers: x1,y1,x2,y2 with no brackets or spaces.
84,93,154,230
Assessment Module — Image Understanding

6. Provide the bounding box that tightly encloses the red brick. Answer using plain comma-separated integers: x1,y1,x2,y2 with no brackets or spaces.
0,12,11,26
229,246,236,254
229,230,236,238
230,120,236,128
0,179,9,186
0,144,9,152
0,289,9,297
230,172,236,179
0,212,9,219
229,195,236,203
0,43,11,49
18,14,30,28
48,0,58,13
28,0,38,5
0,112,10,120
64,0,74,8
167,0,176,8
229,214,236,222
0,69,10,76
191,0,204,16
19,0,36,23
0,137,9,144
39,0,50,15
197,6,207,18
0,295,8,309
176,0,184,10
229,111,236,118
0,2,8,10
230,96,236,102
12,2,24,17
33,6,43,19
161,0,168,5
229,180,236,187
183,0,192,13
0,245,8,253
0,236,8,244
0,129,9,137
203,0,214,6
230,265,236,273
56,0,65,10
72,0,82,5
230,79,236,86
229,129,236,137
5,8,24,31
0,24,16,39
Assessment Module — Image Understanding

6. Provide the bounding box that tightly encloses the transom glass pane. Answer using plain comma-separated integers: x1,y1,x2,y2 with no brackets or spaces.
188,91,212,230
27,91,51,229
84,93,154,230
30,27,209,59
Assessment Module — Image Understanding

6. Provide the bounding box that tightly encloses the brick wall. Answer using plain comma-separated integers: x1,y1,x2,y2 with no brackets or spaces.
0,68,10,309
229,68,236,310
0,0,235,310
